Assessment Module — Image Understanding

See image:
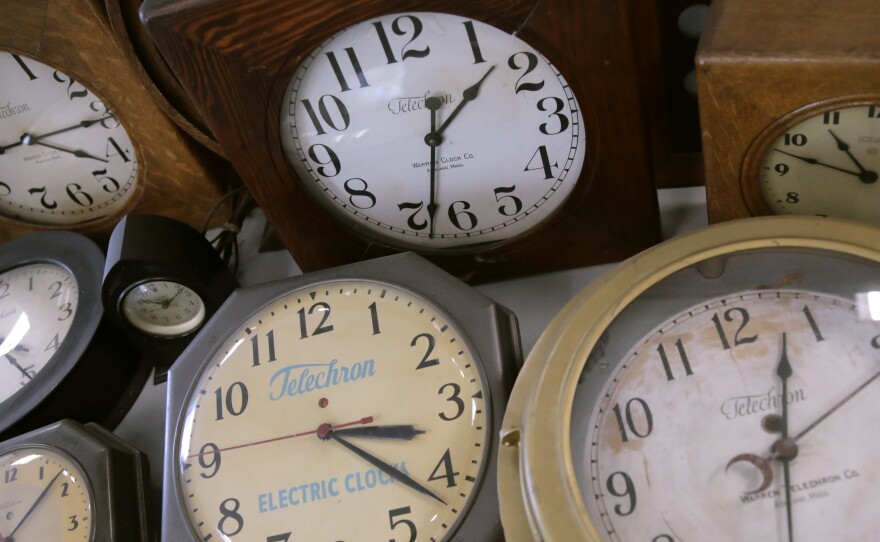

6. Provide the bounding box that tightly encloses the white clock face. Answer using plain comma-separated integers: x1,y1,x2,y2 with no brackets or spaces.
176,281,489,541
0,446,94,541
0,263,78,403
758,103,880,226
122,281,206,337
0,52,139,226
573,289,880,541
280,12,586,251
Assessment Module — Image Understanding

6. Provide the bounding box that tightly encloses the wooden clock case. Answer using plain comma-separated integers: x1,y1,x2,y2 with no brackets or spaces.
696,0,880,224
0,0,233,243
141,0,667,282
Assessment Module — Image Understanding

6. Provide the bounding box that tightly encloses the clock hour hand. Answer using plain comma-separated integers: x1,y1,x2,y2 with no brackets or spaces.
25,138,108,163
331,424,425,440
827,129,878,184
0,116,114,155
435,64,496,137
324,431,446,505
774,148,862,179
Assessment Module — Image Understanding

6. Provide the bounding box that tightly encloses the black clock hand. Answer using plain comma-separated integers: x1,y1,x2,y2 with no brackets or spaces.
0,116,114,155
7,469,64,538
26,138,108,163
331,424,425,440
4,353,33,382
325,431,446,504
424,96,442,237
773,333,795,542
827,129,878,184
774,148,862,178
435,65,496,137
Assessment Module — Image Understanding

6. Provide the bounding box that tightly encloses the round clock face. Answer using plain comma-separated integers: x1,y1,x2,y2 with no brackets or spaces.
280,12,586,251
0,446,94,541
573,288,880,541
757,103,880,226
0,51,139,227
122,280,206,338
175,280,489,541
0,262,78,403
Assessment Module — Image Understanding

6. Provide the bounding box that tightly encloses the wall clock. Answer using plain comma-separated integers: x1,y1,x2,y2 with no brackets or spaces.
140,0,666,282
102,214,239,383
0,231,150,440
0,419,153,541
161,252,521,541
0,0,233,244
498,215,880,541
696,0,880,226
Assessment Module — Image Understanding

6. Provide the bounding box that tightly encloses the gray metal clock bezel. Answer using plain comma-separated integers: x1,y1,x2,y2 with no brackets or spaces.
162,252,522,541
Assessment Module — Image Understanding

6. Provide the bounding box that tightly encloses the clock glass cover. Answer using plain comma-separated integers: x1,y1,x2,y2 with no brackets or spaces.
0,446,94,541
0,262,78,402
757,102,880,226
121,280,206,338
0,51,139,226
174,280,489,541
280,12,585,251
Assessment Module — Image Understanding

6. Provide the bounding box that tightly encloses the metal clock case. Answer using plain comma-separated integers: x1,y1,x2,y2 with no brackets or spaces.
0,232,149,440
102,214,239,383
140,0,666,282
0,419,153,541
697,0,880,226
162,252,521,541
498,216,880,541
0,0,231,244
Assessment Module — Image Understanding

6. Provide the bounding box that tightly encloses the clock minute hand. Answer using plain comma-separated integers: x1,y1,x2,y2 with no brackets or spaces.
435,65,496,137
827,129,878,184
774,148,861,178
325,431,446,505
424,96,442,237
773,333,795,542
7,469,64,538
0,116,114,156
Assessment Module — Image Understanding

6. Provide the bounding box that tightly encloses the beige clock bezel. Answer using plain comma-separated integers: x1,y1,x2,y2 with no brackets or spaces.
498,215,880,541
739,94,880,218
0,46,146,233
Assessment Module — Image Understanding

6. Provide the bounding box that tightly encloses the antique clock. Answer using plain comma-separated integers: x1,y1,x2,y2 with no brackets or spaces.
498,215,880,540
161,253,521,541
140,0,666,281
102,214,238,382
0,419,153,541
697,0,880,226
0,232,149,440
0,0,232,243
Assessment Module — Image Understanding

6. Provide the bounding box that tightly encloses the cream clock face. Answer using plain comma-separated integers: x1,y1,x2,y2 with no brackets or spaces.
280,12,585,251
758,103,880,226
122,281,206,337
0,263,78,403
573,289,880,541
0,446,94,541
175,280,489,541
0,52,139,226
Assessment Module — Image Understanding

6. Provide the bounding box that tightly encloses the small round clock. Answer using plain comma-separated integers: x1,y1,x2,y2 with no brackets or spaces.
102,214,238,382
742,96,880,226
499,216,880,541
0,51,141,228
161,252,521,541
0,419,153,541
0,231,148,439
280,11,586,252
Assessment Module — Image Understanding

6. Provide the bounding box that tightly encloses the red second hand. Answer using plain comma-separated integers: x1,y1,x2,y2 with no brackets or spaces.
189,416,374,458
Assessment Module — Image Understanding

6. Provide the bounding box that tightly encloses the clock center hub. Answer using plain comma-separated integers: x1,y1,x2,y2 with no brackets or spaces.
771,437,799,461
